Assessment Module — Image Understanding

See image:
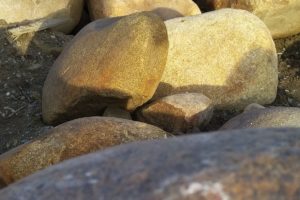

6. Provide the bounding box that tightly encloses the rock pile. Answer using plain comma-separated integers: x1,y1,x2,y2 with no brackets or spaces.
1,1,300,199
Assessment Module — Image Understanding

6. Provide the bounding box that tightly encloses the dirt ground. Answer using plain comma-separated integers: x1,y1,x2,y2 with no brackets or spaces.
0,28,299,155
0,30,73,154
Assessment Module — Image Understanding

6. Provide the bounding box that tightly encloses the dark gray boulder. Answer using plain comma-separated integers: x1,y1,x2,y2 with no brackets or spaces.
1,128,300,200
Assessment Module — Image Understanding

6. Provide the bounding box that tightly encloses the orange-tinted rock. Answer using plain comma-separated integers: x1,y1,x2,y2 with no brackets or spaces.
0,117,167,185
42,12,168,125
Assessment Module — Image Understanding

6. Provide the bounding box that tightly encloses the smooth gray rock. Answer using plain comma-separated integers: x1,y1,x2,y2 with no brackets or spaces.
1,128,300,199
221,106,300,130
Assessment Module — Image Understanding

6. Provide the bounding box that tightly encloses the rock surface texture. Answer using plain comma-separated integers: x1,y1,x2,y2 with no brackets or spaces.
138,93,213,133
0,0,84,33
87,0,201,20
221,106,300,130
0,128,300,199
0,117,167,186
155,9,278,110
196,0,300,38
42,12,169,125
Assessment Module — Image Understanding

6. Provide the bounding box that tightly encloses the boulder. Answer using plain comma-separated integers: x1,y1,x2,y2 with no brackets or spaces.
221,106,300,130
197,0,300,38
42,12,169,125
0,117,167,186
87,0,201,20
155,9,278,110
137,93,213,133
0,0,84,33
1,128,300,199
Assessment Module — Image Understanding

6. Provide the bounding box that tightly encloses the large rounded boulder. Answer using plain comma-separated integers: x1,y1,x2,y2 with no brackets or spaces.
195,0,300,38
155,9,278,110
42,12,169,125
0,128,299,199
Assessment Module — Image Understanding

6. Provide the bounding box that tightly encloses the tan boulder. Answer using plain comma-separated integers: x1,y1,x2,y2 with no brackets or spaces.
0,0,84,33
0,117,168,186
87,0,201,20
221,106,300,130
155,9,278,110
138,93,213,133
42,12,169,125
197,0,300,38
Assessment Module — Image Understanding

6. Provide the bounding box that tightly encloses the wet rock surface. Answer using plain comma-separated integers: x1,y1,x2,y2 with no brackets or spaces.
0,128,300,199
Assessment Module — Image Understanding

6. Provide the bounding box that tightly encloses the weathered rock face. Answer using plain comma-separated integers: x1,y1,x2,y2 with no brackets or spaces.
138,93,213,133
42,12,169,125
221,106,300,130
87,0,201,20
1,128,300,199
0,0,84,33
0,117,167,186
197,0,300,38
155,9,278,110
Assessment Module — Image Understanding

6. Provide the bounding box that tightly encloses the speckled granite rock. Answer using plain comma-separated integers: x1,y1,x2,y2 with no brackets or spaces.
87,0,201,20
1,128,300,199
0,117,167,186
196,0,300,38
42,12,168,125
155,9,278,110
221,106,300,130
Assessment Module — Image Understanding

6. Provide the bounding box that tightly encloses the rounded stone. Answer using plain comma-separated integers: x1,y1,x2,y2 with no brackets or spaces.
221,106,300,130
0,128,299,199
155,9,278,110
42,12,169,125
138,93,213,133
0,117,168,186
